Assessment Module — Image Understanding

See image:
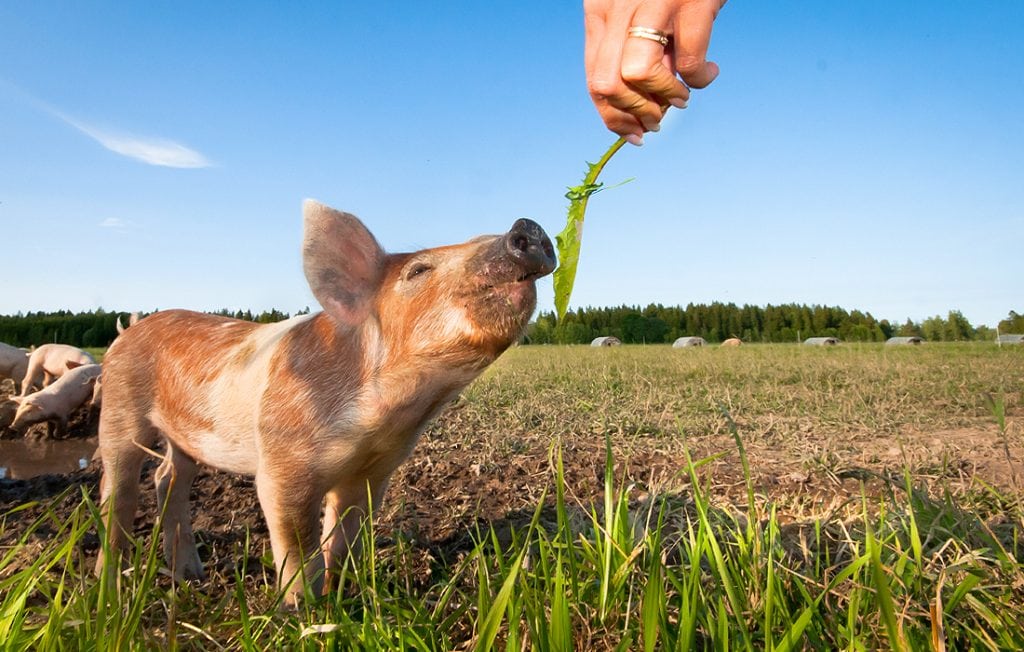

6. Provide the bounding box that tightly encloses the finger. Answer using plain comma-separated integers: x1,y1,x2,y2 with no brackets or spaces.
582,0,608,80
585,1,631,102
591,89,650,143
671,0,723,89
597,103,648,145
586,4,643,138
586,4,662,136
600,85,662,134
587,31,644,137
620,5,690,113
588,81,663,137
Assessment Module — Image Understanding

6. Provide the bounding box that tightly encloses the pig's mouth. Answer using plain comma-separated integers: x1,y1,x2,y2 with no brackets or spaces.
464,219,555,349
516,269,548,283
480,269,548,292
480,218,557,290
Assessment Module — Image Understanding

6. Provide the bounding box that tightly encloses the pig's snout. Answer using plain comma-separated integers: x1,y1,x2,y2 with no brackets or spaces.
505,219,556,279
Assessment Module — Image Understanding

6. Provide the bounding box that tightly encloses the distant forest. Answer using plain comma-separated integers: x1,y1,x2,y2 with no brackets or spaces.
0,308,304,348
0,305,1021,348
528,304,1024,345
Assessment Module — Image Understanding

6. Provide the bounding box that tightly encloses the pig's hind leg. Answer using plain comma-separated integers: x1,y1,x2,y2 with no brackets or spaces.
17,360,43,397
95,411,159,577
154,441,204,580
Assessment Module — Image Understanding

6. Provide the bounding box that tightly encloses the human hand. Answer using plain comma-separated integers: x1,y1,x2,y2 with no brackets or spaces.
584,0,726,144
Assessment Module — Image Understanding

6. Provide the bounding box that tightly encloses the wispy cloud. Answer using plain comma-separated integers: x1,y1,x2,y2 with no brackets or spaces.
57,112,212,169
98,217,137,233
2,81,213,169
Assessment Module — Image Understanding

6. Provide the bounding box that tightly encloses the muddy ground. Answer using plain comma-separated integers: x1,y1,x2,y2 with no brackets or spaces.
2,339,1024,589
2,384,1022,585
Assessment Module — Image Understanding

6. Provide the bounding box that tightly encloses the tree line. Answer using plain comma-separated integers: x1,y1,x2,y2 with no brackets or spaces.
527,304,1020,345
0,308,304,348
0,305,1018,348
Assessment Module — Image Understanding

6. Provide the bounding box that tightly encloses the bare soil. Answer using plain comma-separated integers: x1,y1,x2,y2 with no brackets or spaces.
2,390,1021,581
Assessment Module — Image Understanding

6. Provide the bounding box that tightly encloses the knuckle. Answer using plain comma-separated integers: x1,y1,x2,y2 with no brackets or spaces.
608,118,639,136
674,54,705,75
587,77,619,100
623,96,648,112
621,60,660,85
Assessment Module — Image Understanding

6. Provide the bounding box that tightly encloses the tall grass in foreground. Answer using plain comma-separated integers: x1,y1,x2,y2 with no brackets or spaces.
2,434,1023,650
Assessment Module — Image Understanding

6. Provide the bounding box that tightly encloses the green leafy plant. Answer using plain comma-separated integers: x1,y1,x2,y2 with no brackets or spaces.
553,137,629,320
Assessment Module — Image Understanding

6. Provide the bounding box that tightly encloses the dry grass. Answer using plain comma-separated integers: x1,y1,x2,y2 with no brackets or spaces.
2,341,1022,649
396,343,1022,523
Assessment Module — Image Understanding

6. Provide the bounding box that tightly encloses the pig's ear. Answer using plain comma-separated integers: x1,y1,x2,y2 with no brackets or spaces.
302,200,385,328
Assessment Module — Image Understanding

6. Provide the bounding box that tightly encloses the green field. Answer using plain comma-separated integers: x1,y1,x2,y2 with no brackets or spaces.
1,343,1022,649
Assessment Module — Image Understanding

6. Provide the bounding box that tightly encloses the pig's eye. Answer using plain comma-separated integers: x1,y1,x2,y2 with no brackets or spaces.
405,262,433,281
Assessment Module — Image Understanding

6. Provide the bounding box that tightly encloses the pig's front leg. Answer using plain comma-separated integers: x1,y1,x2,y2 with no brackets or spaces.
321,476,391,591
256,469,325,605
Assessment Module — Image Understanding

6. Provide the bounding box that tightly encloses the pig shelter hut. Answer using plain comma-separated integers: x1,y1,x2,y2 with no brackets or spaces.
672,337,707,348
591,336,622,347
804,337,840,346
886,336,925,346
997,334,1024,345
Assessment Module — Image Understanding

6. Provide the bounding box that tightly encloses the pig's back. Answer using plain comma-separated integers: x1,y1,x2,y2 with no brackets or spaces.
104,310,259,385
42,363,102,404
102,309,319,473
38,343,95,372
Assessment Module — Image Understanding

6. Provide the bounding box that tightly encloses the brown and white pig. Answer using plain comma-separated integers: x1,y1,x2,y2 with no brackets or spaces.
19,344,96,396
0,342,31,394
95,200,556,603
11,362,102,437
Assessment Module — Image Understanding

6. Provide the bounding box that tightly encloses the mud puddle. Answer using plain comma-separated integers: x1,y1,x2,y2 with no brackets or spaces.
0,437,97,480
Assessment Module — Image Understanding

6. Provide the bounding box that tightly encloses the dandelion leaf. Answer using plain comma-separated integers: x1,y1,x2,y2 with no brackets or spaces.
552,137,628,321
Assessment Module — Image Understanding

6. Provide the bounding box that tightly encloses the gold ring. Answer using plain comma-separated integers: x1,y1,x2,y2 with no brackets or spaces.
628,26,670,47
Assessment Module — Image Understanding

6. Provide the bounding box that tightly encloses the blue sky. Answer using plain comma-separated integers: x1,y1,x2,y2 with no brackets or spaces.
1,2,1021,327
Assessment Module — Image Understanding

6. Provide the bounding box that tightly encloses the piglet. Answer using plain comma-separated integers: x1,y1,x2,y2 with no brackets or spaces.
20,343,96,396
95,200,556,603
11,362,102,437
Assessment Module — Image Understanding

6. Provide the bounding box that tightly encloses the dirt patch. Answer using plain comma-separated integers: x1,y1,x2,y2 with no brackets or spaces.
2,400,1020,582
3,344,1022,581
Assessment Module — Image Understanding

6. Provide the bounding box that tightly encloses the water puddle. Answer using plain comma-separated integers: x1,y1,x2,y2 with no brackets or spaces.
0,437,97,480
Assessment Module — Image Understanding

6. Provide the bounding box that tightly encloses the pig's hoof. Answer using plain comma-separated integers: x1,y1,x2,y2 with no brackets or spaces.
171,553,205,581
277,591,324,612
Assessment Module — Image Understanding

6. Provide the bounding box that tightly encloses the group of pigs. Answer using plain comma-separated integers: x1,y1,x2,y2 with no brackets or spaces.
0,316,137,437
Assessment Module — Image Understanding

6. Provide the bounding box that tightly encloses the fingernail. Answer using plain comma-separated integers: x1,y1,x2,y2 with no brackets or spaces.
669,97,688,109
644,121,660,133
625,134,644,146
